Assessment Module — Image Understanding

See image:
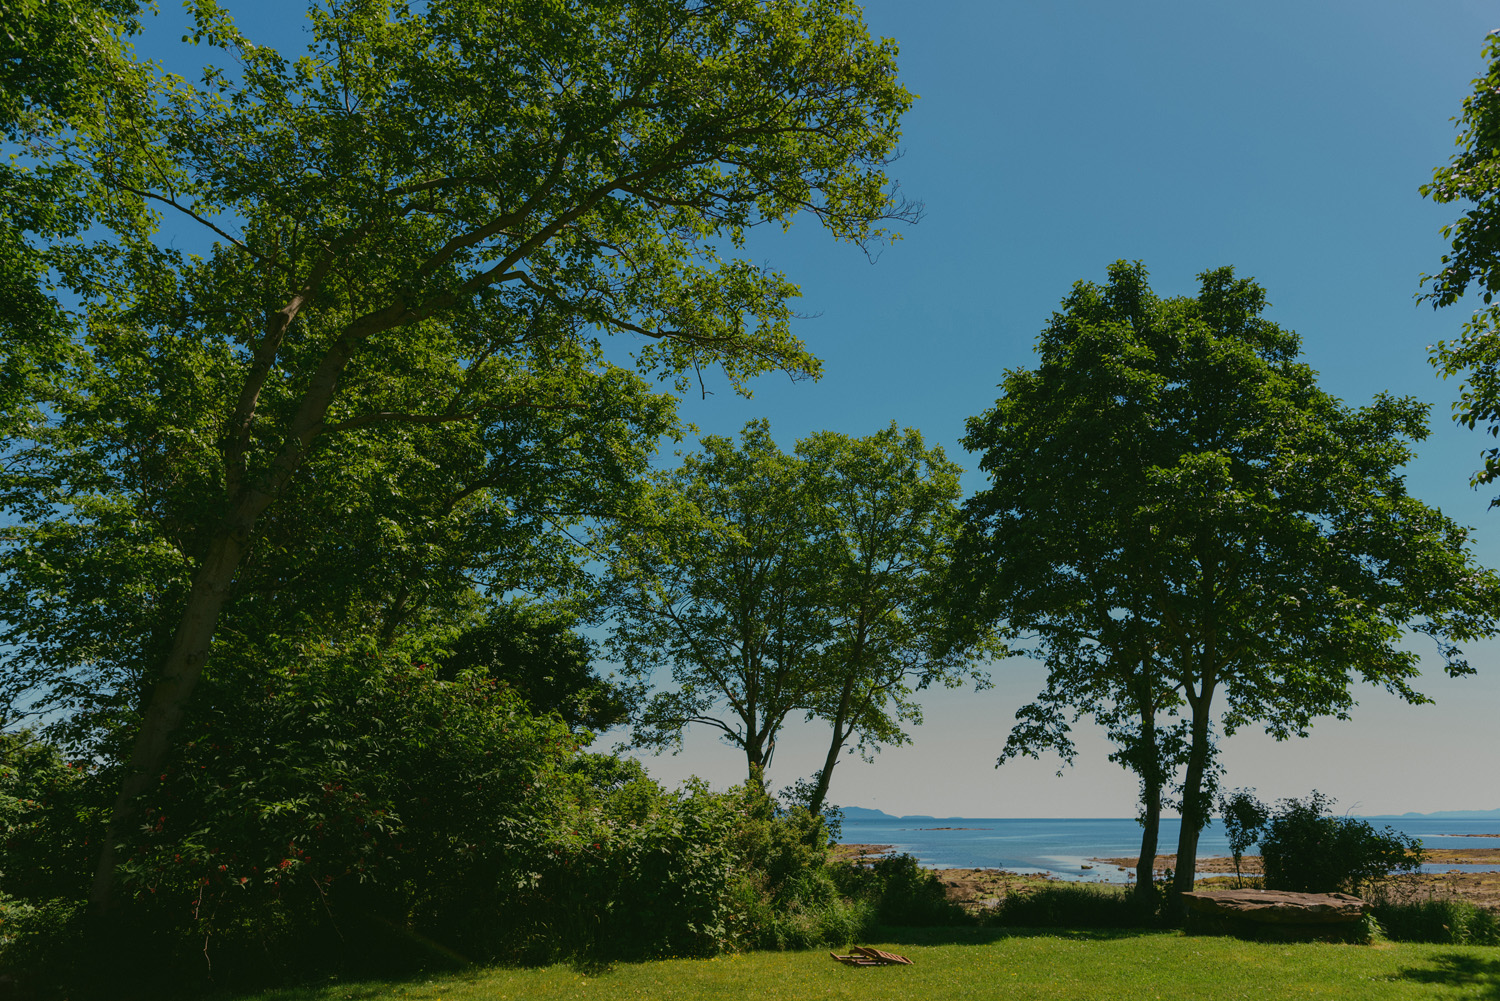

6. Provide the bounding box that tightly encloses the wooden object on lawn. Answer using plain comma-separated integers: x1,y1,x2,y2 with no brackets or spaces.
829,946,913,966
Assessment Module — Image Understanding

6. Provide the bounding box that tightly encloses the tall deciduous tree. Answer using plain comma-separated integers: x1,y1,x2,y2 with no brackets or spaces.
0,0,917,913
955,261,1500,892
608,420,825,787
795,425,995,815
608,420,991,804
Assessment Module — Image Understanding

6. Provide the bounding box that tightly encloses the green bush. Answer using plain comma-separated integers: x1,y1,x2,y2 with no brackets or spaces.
1371,896,1500,945
831,853,970,927
474,776,746,964
1,650,884,994
990,883,1155,929
1259,792,1424,894
0,731,97,907
82,649,582,987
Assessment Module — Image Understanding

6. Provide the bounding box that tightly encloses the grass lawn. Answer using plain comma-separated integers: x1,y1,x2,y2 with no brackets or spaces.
233,927,1500,1001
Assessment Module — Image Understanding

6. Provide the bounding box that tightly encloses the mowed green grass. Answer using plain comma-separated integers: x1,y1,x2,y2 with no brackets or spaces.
237,929,1500,1001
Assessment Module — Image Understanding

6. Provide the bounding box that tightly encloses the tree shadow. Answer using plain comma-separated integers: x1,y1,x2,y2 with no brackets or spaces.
1398,952,1500,999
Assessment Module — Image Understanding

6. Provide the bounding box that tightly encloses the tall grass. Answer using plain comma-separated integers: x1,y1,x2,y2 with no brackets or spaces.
986,883,1159,929
1370,895,1500,945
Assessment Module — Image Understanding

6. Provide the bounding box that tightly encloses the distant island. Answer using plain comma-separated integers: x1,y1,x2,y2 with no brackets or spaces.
840,807,906,820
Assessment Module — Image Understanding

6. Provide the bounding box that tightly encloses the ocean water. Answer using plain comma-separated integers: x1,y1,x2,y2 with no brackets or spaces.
838,815,1500,883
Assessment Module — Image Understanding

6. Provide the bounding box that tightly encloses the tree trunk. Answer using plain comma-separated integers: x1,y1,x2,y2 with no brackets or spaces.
1136,778,1162,902
1172,695,1215,894
1132,682,1164,903
88,325,367,914
1128,637,1164,903
806,674,856,816
87,516,261,913
745,734,768,793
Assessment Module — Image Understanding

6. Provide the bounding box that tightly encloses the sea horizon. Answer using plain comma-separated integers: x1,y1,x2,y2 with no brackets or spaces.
836,814,1500,884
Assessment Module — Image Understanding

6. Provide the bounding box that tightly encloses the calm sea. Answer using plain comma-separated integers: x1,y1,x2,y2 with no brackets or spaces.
838,815,1500,883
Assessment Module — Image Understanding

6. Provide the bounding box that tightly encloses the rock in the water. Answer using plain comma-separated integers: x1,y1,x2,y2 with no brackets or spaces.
1181,889,1368,924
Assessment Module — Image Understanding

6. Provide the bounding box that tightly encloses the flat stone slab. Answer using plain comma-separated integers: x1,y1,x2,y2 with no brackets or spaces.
1181,889,1368,924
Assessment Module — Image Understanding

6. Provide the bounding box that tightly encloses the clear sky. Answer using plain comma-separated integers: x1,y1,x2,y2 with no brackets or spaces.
135,1,1500,818
604,0,1500,819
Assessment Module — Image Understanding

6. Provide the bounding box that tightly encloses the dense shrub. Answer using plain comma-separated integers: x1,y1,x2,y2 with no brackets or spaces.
0,731,97,904
0,650,875,995
66,649,583,988
831,853,970,927
990,883,1156,929
1259,792,1424,894
1370,896,1500,945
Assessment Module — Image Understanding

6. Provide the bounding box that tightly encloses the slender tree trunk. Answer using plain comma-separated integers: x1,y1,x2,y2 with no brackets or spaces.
806,674,856,816
1132,682,1163,902
1172,692,1215,893
1136,776,1163,902
745,733,767,793
1126,630,1165,903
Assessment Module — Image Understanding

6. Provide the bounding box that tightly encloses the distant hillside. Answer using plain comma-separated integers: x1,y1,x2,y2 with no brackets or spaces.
839,806,899,820
1384,808,1500,820
839,807,942,821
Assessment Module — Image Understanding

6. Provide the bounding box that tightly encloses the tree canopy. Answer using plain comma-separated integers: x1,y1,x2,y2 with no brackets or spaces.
955,260,1500,891
608,420,991,805
0,0,917,913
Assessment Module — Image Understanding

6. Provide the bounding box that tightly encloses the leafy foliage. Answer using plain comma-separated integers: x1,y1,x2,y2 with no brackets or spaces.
609,420,990,801
0,648,884,993
955,260,1500,890
439,601,634,731
1217,788,1268,885
1259,792,1424,895
830,853,969,927
1422,33,1500,497
0,0,918,913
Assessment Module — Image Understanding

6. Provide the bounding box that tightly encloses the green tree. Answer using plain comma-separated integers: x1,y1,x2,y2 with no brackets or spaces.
794,425,995,814
1217,787,1267,887
608,420,826,786
0,0,916,913
608,420,990,804
955,261,1500,893
1422,32,1500,498
439,600,634,732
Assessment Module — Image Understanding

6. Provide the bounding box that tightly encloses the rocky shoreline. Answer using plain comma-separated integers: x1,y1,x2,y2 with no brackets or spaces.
835,843,1500,912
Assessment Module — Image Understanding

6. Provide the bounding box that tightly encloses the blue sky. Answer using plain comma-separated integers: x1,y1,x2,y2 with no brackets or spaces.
628,0,1500,818
135,1,1500,817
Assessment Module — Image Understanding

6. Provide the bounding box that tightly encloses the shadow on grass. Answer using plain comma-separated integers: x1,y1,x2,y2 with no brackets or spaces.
867,924,1175,947
1397,952,1500,1000
210,966,488,1001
